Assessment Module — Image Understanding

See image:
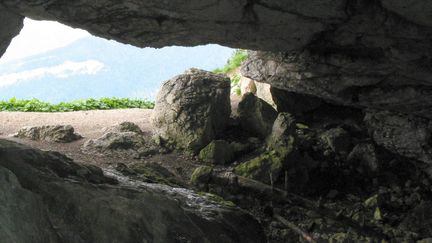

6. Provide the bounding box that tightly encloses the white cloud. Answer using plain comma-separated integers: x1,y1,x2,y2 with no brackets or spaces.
0,60,104,88
0,18,90,63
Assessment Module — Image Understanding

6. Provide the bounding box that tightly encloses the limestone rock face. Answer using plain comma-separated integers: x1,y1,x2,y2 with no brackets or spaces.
238,92,277,138
15,125,82,143
365,111,432,164
0,0,348,52
0,6,23,57
0,139,266,243
152,69,231,153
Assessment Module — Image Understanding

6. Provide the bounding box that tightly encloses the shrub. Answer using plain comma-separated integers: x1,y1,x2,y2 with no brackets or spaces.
0,97,154,112
213,50,248,74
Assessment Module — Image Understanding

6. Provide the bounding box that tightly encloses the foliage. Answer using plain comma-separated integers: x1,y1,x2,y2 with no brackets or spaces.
231,74,242,96
0,97,154,112
213,50,248,75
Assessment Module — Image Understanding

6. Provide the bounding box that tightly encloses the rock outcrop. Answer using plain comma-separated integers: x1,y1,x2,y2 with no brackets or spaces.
0,139,266,243
152,69,231,153
0,6,23,57
238,92,277,139
82,122,159,158
14,125,82,143
365,111,432,164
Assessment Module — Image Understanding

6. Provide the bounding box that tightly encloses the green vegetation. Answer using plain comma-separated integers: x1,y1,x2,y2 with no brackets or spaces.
213,50,248,74
0,97,154,112
231,74,242,96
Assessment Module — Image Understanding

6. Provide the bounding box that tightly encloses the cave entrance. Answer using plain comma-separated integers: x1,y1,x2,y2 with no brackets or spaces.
0,18,234,103
0,17,242,168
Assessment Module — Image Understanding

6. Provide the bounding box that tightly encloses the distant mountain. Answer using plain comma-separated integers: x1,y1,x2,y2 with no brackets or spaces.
0,37,234,103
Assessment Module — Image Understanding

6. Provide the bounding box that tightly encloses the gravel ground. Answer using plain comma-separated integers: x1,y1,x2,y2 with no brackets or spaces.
0,108,153,138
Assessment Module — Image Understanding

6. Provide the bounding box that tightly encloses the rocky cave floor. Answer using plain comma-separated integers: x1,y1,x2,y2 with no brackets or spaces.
1,98,432,243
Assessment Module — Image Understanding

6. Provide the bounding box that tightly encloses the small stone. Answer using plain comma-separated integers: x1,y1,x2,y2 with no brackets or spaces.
327,189,339,199
190,166,213,186
319,127,351,155
199,140,234,165
234,140,295,184
347,143,379,173
417,238,432,243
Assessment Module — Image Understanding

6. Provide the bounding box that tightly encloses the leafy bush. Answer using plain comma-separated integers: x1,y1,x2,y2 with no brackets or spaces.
213,50,248,74
0,97,154,112
231,74,242,96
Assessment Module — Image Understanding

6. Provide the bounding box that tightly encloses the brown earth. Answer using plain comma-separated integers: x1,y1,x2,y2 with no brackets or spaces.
0,109,199,180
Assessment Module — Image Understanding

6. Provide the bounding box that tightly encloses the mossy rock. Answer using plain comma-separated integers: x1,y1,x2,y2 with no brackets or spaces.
234,143,294,184
198,192,236,208
128,163,182,186
190,166,213,186
199,140,234,165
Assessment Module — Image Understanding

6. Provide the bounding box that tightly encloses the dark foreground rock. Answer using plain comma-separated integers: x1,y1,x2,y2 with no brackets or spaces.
14,125,82,143
0,139,266,243
152,69,231,153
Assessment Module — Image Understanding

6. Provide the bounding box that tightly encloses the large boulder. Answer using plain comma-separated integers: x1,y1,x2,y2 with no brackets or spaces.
238,92,278,138
0,139,266,243
365,111,432,164
152,68,231,153
14,125,82,143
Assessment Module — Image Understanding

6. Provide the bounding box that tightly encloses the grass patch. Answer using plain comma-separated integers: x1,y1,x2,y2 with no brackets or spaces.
0,97,154,112
213,50,248,74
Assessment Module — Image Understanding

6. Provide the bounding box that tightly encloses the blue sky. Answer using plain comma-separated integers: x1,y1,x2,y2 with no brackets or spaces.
0,18,234,102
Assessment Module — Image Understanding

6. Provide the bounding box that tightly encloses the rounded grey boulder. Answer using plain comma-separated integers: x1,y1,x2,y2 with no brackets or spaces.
152,68,231,153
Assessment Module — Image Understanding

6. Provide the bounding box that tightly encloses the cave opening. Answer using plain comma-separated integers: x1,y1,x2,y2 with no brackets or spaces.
0,18,235,103
1,2,432,242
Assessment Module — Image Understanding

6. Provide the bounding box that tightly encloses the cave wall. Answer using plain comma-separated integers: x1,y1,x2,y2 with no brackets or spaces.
241,1,432,118
0,5,23,57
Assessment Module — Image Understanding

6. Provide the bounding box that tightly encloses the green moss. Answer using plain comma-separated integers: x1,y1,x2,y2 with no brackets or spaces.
199,140,234,165
190,166,213,185
296,123,309,129
364,194,379,208
197,192,237,208
234,149,286,184
213,50,248,74
129,163,180,186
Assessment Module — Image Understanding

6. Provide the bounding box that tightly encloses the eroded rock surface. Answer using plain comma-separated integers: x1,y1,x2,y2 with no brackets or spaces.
365,111,432,164
152,69,231,153
0,139,266,243
238,92,277,139
14,125,82,143
0,6,23,57
82,122,159,158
